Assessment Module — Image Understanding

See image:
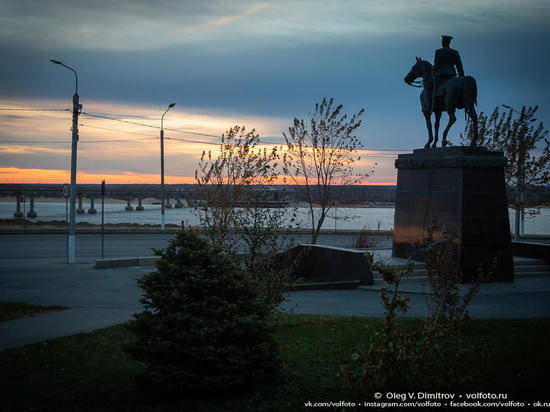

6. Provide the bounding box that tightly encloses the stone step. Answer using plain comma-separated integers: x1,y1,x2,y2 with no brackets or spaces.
374,266,550,282
513,264,550,273
514,258,548,265
515,271,550,279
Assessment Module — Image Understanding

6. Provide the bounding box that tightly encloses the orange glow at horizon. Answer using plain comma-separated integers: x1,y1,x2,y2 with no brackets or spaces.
1,97,399,186
0,167,396,185
0,167,196,184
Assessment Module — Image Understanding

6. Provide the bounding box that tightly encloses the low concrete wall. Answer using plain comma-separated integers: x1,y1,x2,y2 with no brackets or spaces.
289,280,361,291
283,244,373,285
512,242,550,264
94,257,159,269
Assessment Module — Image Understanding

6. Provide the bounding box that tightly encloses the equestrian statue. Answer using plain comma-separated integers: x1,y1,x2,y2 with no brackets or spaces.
404,35,479,148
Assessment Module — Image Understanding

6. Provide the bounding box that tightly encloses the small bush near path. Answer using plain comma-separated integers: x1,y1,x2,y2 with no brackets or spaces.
0,316,549,411
0,302,69,322
344,223,491,395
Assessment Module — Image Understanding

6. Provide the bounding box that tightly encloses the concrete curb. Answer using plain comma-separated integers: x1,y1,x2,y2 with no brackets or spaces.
289,280,361,291
93,257,364,292
94,257,159,269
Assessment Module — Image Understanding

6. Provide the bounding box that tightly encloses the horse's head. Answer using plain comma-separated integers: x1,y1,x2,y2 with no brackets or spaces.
404,57,431,85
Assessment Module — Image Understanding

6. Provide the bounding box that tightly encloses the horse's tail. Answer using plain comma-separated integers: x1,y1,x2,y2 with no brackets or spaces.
465,76,477,107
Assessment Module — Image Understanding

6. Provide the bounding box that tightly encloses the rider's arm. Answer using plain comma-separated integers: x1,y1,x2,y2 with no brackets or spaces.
455,51,465,76
433,49,441,71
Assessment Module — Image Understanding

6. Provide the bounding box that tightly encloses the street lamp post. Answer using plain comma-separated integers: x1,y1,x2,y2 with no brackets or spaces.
51,59,81,263
160,103,176,232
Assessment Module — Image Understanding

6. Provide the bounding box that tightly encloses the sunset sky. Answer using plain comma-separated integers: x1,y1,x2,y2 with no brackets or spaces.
1,0,549,184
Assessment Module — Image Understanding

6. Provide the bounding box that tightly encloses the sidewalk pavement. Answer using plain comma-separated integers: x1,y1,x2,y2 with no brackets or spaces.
2,254,550,351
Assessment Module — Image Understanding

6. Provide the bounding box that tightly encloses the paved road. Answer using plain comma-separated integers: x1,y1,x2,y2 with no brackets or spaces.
1,234,549,351
1,233,175,262
0,232,391,263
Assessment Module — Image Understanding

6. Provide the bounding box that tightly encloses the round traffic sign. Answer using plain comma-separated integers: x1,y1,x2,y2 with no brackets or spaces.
62,184,70,198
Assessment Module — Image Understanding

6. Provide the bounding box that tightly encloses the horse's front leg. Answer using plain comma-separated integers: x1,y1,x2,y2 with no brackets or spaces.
432,110,442,148
423,110,433,149
442,108,456,146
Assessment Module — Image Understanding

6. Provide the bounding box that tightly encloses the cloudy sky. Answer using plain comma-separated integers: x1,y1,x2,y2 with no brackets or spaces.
1,0,549,184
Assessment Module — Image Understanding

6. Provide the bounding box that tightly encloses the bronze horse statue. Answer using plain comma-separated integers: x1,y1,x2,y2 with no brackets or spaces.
404,57,478,148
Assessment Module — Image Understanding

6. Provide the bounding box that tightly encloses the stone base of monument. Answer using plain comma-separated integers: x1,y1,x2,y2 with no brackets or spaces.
392,146,513,282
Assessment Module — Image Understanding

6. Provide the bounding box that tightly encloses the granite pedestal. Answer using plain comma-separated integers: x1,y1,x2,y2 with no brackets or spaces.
392,147,513,282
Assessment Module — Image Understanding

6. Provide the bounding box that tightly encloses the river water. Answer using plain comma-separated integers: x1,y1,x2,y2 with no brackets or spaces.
1,201,549,235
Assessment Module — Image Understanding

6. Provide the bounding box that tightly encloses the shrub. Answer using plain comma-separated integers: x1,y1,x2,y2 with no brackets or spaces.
125,229,280,396
343,224,486,394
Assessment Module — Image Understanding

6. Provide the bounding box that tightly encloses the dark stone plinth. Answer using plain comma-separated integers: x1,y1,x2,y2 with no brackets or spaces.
282,244,373,285
392,146,513,282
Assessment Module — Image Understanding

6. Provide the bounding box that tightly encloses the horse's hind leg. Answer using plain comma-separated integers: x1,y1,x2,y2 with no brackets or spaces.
433,110,442,148
442,108,456,146
467,106,479,147
423,110,433,149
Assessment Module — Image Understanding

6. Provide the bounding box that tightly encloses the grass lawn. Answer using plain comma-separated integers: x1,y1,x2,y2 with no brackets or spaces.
1,315,549,411
0,302,69,322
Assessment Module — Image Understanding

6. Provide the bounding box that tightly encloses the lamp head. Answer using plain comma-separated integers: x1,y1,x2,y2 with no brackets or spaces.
50,59,63,65
169,103,176,108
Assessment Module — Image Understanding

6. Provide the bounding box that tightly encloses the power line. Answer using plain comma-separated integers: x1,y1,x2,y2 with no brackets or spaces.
82,137,158,143
0,137,159,144
0,140,70,144
79,123,159,138
1,109,410,152
81,111,410,151
81,111,162,129
165,137,220,146
81,111,221,139
0,137,407,153
0,114,71,122
0,108,69,112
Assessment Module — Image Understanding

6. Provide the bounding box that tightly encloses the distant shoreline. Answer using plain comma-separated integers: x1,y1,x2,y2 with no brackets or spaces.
1,196,159,205
2,197,549,210
0,197,397,208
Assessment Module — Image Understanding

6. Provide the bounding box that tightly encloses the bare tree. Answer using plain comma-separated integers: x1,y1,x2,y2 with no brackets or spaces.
282,98,373,243
195,125,297,310
461,105,550,237
195,126,278,247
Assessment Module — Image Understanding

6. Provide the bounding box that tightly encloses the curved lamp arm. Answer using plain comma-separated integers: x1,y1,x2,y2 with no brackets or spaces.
50,59,78,94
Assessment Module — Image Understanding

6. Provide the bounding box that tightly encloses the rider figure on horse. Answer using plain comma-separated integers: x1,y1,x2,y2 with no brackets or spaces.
403,35,478,147
432,35,464,111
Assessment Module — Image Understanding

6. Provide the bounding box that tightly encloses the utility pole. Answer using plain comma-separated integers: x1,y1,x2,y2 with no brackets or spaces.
51,59,81,262
101,180,105,260
160,103,176,232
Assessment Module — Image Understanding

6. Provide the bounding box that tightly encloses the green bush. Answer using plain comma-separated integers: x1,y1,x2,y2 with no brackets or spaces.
125,229,279,396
